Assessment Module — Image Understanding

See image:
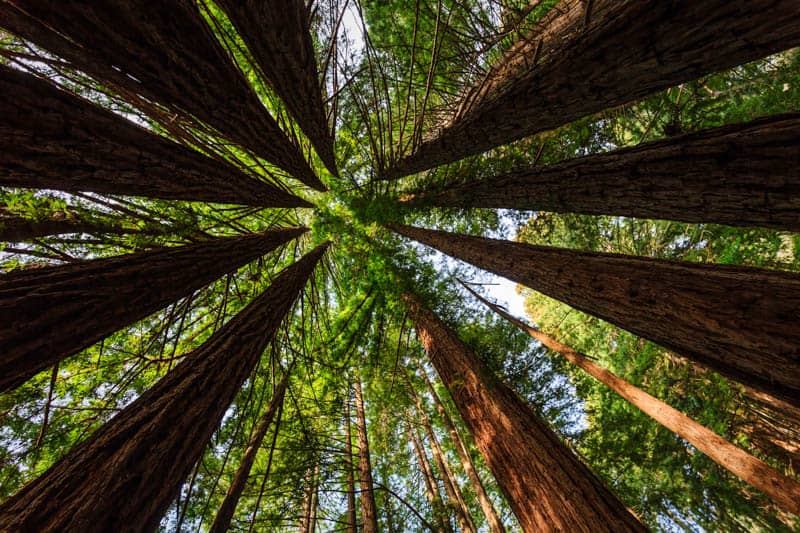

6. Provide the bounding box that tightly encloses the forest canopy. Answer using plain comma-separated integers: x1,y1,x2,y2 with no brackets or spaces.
1,1,799,532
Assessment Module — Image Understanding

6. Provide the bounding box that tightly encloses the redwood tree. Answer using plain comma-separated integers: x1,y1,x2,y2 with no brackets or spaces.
462,280,800,516
0,227,306,392
0,244,327,532
0,65,311,208
216,0,337,175
0,1,323,189
390,223,800,408
385,0,800,179
407,113,800,232
354,377,379,532
405,292,644,532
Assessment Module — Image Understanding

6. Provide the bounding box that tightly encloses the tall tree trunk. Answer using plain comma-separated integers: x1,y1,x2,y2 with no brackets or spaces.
419,370,507,533
0,65,311,207
407,420,453,533
0,227,306,393
0,1,323,189
209,372,290,533
354,377,379,533
299,464,320,533
215,0,337,176
462,280,800,516
385,0,800,179
0,214,137,243
404,292,645,532
344,398,358,533
0,244,327,532
407,113,800,232
389,223,800,408
415,401,478,533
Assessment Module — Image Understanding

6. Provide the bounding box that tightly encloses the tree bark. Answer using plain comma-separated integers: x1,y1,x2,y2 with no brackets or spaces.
208,372,290,533
404,293,645,532
462,280,800,516
419,370,507,533
407,420,453,533
408,113,800,232
0,244,327,532
215,0,337,176
0,227,306,393
0,1,324,190
344,398,358,533
390,223,800,408
300,464,321,533
0,65,311,207
0,213,137,243
385,0,800,179
354,376,379,533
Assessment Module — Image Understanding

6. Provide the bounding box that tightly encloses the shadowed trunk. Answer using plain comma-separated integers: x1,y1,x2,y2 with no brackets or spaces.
0,245,326,532
299,464,321,533
0,66,311,207
390,223,800,408
419,370,507,533
354,377,379,533
385,0,800,179
407,420,453,533
408,113,800,232
344,398,358,533
208,372,290,533
0,1,324,190
0,227,306,393
216,0,337,176
462,281,800,516
0,213,137,243
405,293,644,532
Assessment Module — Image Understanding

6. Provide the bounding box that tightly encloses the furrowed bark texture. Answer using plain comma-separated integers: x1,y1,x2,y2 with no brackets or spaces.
0,1,324,190
0,227,306,393
0,245,326,532
412,113,800,231
420,371,507,533
391,224,800,408
405,294,644,532
354,377,379,533
464,282,800,516
216,0,337,176
0,66,311,207
209,372,290,533
385,0,800,179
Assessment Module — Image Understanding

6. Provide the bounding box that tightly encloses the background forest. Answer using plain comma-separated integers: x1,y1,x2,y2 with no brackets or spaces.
1,1,799,532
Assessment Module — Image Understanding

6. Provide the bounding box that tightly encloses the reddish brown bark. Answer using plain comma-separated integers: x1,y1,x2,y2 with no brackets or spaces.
344,399,358,533
208,372,290,533
216,0,337,176
0,245,326,531
390,223,800,408
0,65,311,207
420,371,507,533
354,377,379,533
409,113,800,231
405,293,644,532
385,0,800,179
0,1,324,190
463,281,800,516
407,420,453,533
0,227,306,392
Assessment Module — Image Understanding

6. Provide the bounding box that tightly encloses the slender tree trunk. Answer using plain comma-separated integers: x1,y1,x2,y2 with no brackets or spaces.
0,1,323,189
0,227,306,393
0,65,311,208
404,292,644,532
0,245,326,532
419,370,507,533
209,372,290,533
407,420,453,533
0,213,138,243
416,401,478,533
216,0,337,176
344,398,358,533
408,113,800,232
390,223,800,408
385,0,800,179
463,280,800,516
299,464,320,533
354,377,379,533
